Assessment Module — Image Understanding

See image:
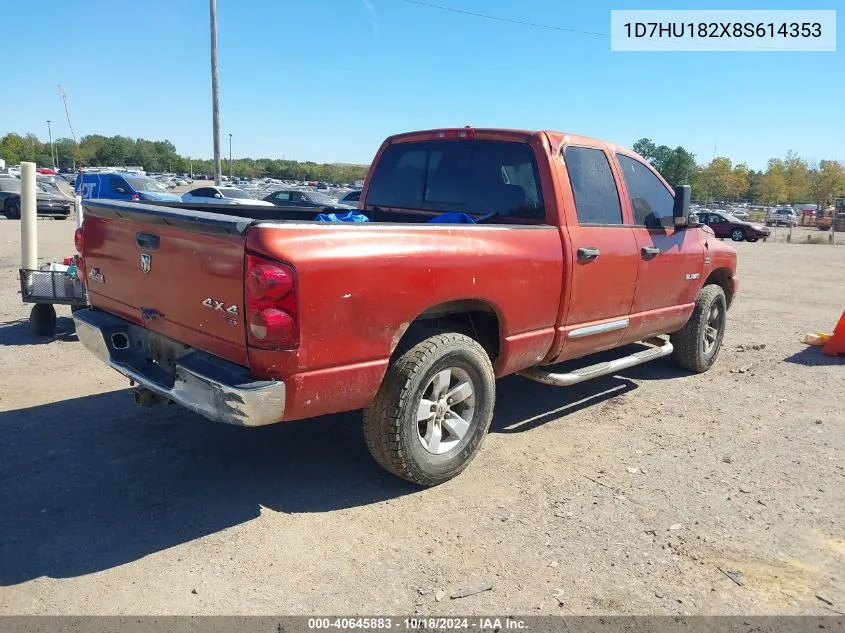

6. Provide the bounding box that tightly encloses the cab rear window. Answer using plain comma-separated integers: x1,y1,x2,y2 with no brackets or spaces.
365,140,545,220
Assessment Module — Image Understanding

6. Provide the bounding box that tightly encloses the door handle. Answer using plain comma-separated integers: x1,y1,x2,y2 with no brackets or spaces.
577,247,600,261
641,246,661,258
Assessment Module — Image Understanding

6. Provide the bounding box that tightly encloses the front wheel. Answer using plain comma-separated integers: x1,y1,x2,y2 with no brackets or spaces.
731,229,745,242
670,285,727,373
6,199,20,219
363,332,495,486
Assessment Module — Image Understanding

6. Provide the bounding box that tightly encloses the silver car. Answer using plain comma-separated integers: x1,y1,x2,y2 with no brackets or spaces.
181,186,275,206
766,208,798,227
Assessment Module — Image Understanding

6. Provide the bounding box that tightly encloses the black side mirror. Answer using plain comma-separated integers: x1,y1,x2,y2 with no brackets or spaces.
115,187,127,194
673,185,691,227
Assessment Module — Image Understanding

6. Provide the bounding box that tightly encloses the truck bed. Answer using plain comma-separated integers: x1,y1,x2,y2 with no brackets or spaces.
79,199,564,421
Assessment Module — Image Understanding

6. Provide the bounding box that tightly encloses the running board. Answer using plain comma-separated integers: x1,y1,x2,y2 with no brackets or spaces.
517,338,674,387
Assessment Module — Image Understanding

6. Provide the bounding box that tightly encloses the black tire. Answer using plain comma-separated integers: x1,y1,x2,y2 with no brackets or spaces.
670,285,727,373
6,199,20,219
30,303,57,336
746,237,758,242
731,228,745,242
363,332,495,486
54,215,68,220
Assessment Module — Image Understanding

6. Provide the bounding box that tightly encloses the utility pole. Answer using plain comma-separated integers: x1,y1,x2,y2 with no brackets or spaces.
229,133,233,180
46,120,56,170
210,0,222,186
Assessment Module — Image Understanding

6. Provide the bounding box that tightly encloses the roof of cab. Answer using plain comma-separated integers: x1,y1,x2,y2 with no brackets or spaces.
386,127,639,158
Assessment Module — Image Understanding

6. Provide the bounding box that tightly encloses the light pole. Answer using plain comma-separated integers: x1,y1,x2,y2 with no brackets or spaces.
46,120,56,170
228,133,233,180
210,0,222,186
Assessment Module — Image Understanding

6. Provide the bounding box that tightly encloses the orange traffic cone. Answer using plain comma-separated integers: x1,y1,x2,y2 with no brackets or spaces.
823,309,845,356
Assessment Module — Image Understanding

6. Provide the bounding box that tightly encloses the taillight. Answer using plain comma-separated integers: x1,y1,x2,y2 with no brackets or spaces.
74,228,84,253
247,264,293,301
245,254,298,350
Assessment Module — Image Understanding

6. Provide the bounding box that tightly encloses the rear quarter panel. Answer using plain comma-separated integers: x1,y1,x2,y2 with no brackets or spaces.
246,222,563,420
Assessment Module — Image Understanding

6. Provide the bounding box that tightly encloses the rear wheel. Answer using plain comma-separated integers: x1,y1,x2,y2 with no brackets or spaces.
731,228,745,242
363,332,495,486
670,285,727,373
30,304,57,336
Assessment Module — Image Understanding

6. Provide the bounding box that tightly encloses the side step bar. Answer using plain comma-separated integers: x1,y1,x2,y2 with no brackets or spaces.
517,337,674,387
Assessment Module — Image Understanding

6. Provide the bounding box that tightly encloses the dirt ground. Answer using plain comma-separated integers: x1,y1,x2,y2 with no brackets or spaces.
0,218,843,616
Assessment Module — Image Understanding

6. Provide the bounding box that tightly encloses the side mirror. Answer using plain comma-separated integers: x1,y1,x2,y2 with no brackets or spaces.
214,192,223,199
115,187,127,194
673,185,691,227
687,213,701,227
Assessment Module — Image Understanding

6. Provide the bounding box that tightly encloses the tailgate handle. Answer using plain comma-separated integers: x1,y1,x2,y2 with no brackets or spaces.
136,232,160,250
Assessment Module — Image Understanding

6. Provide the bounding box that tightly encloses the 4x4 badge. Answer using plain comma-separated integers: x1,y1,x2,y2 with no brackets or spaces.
140,253,151,274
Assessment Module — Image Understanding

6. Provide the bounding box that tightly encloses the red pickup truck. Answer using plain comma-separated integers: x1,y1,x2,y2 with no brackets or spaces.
73,128,738,486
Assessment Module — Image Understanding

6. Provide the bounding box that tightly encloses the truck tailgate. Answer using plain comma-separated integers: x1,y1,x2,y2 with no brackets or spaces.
81,200,252,367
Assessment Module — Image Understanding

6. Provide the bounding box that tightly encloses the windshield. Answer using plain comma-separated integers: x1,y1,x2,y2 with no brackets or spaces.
220,188,251,199
308,192,335,204
126,177,167,193
37,181,63,196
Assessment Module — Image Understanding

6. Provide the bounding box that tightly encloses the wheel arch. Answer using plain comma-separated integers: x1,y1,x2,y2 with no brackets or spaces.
391,299,503,362
704,267,735,309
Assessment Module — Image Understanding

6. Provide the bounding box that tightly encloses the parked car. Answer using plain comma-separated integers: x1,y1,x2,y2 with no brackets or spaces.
695,210,770,242
264,189,354,210
181,186,275,206
0,176,72,219
75,172,182,202
73,126,737,486
766,208,798,227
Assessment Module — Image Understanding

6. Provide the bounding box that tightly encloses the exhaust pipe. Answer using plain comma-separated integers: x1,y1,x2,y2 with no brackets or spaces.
133,388,170,407
110,332,130,350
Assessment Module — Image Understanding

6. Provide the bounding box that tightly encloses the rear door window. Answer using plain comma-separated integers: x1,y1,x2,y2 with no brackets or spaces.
616,154,675,229
563,146,623,225
365,140,544,220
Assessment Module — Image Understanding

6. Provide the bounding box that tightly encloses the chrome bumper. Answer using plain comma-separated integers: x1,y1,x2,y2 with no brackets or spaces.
73,309,285,427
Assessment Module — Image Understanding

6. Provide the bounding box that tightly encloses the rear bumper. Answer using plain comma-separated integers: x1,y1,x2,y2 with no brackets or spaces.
73,309,285,427
36,202,71,216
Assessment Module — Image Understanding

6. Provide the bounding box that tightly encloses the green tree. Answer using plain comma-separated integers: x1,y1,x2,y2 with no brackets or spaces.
782,150,810,202
757,159,788,204
810,160,845,208
631,138,696,188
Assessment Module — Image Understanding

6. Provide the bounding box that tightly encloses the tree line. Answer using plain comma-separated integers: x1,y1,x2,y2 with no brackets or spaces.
633,138,845,207
2,131,843,204
0,132,370,184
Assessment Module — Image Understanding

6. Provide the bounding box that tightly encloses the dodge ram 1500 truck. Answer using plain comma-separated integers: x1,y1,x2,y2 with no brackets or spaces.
72,128,738,486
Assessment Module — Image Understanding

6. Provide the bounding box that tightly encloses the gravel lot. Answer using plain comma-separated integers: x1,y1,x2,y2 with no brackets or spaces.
0,219,843,616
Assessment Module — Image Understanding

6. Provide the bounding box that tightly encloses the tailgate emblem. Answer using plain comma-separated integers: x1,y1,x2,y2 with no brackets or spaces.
140,253,151,274
202,297,239,315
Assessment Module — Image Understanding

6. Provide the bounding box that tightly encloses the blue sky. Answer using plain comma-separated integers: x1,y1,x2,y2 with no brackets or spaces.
0,0,841,170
